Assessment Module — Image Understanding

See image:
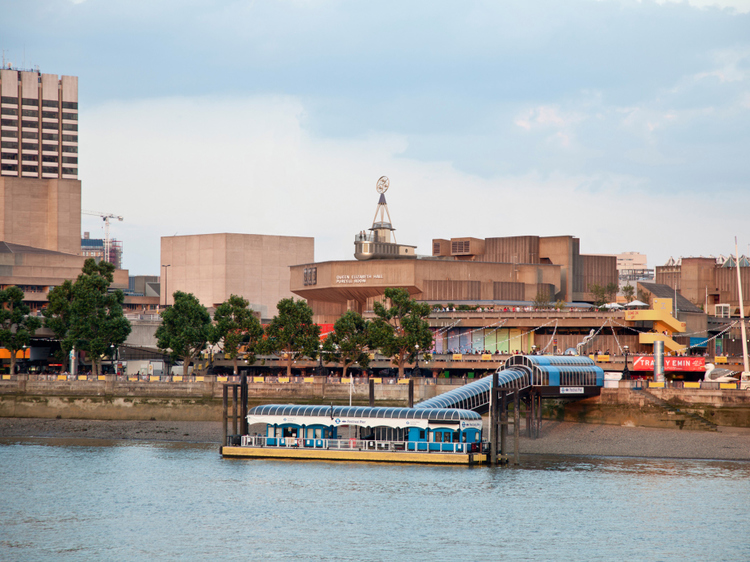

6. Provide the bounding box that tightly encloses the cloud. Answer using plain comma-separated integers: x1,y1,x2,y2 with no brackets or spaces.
81,96,750,276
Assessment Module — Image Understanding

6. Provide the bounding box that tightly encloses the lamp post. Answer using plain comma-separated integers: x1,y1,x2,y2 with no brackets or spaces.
161,264,171,308
623,345,630,381
413,344,421,378
318,343,326,378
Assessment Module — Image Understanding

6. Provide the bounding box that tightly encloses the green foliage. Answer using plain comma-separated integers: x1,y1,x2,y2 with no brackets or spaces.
323,310,371,378
370,288,432,377
213,294,264,375
533,290,552,309
44,259,131,375
589,282,619,307
156,291,212,374
622,284,635,303
0,286,42,374
554,299,566,310
263,298,321,377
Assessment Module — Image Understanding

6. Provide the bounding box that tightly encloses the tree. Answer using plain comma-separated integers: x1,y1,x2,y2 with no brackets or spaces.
44,259,131,375
533,290,552,309
0,286,42,374
323,310,371,378
213,294,264,376
369,288,433,378
622,283,635,303
589,283,619,308
156,291,212,376
263,298,320,377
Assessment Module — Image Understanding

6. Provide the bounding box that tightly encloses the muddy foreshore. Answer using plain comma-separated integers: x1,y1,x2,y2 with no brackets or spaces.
2,417,749,461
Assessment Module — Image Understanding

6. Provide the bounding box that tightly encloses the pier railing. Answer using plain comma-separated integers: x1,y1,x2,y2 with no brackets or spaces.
239,434,484,454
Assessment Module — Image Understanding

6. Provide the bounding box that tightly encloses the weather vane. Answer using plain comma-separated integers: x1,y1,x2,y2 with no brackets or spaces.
376,176,389,194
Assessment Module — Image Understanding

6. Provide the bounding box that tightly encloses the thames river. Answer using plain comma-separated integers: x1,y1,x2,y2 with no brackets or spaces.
1,439,749,561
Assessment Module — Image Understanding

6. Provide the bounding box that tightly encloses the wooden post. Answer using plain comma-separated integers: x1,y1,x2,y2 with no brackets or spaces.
232,385,239,438
369,378,375,407
408,379,414,408
500,390,507,462
222,384,228,447
536,392,542,438
525,395,532,437
490,371,498,466
513,392,520,465
240,371,248,436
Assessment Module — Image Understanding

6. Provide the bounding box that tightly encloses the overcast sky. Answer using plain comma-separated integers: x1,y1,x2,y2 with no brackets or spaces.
3,0,749,275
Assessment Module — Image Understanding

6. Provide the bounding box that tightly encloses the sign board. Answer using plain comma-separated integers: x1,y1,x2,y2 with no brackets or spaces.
632,356,705,372
560,387,584,394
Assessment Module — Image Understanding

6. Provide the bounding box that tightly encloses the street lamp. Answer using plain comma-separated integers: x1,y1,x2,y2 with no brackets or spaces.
622,345,630,381
531,344,538,355
413,344,421,378
161,264,171,308
318,343,327,377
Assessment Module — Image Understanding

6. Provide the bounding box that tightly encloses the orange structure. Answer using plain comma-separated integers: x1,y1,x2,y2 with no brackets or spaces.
624,298,687,353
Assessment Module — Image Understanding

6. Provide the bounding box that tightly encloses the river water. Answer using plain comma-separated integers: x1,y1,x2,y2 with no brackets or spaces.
1,439,748,561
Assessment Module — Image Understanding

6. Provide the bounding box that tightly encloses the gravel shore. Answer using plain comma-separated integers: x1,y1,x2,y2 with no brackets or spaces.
1,417,749,461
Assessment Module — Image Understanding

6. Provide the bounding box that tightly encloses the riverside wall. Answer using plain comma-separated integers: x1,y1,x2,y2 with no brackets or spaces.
1,375,749,427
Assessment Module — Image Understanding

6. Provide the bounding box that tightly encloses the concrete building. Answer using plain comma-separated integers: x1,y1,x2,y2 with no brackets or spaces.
160,233,315,318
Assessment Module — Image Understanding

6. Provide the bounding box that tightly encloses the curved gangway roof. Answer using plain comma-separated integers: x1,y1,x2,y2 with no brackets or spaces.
415,355,604,413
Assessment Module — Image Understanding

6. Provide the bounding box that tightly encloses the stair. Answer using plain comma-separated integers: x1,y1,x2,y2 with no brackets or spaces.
638,388,718,432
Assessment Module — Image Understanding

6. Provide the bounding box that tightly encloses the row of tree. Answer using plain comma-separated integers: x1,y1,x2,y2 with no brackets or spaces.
155,287,433,378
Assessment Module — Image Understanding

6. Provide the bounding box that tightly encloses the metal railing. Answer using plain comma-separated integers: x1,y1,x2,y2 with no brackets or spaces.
238,435,483,454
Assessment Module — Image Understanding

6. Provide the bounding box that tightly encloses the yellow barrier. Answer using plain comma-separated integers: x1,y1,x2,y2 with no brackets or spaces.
452,354,463,360
683,382,701,389
588,355,595,360
173,376,183,382
596,355,610,362
303,377,315,383
373,378,382,384
98,375,106,381
481,354,493,361
2,374,11,380
398,378,410,384
195,376,204,382
217,376,228,382
78,375,87,381
128,376,138,381
720,383,737,390
715,356,728,364
342,377,352,384
253,376,265,383
57,374,66,381
278,377,289,383
649,382,665,388
150,376,160,382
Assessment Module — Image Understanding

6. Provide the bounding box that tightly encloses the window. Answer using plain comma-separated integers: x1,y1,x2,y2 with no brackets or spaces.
304,266,317,286
61,156,76,164
22,121,37,128
22,109,38,117
42,155,58,163
62,145,77,153
434,432,442,443
1,142,18,149
22,154,38,161
62,112,78,121
1,108,18,116
42,133,58,141
42,111,58,119
22,132,38,139
62,101,78,110
22,98,38,106
61,167,77,175
1,96,18,104
1,119,17,126
42,122,58,130
22,165,38,173
1,163,18,172
23,143,38,150
2,131,18,138
42,99,58,108
42,166,58,174
41,144,57,152
62,123,78,131
1,153,18,160
62,134,77,142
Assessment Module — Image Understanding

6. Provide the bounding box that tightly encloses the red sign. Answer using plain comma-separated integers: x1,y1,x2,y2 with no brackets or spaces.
632,356,705,372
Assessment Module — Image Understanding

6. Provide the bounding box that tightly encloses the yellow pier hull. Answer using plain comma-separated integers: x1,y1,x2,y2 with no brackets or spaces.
221,446,487,465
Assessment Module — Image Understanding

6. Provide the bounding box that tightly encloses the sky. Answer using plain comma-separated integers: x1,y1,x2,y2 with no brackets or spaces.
2,0,749,275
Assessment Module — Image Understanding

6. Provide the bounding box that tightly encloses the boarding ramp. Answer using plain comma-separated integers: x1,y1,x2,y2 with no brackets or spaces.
416,355,604,413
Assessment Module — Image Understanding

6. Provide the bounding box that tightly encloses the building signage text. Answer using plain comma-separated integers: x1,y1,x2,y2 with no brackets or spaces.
632,356,706,372
560,387,584,394
335,274,384,284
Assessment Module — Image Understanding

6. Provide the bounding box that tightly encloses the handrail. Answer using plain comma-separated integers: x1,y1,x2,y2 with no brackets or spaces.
238,435,482,453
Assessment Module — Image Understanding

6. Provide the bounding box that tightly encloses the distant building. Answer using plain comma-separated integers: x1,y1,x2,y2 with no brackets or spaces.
612,251,654,294
160,233,315,319
81,232,123,269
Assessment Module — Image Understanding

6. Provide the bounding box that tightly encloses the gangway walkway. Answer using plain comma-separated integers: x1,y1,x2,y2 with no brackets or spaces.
416,355,604,414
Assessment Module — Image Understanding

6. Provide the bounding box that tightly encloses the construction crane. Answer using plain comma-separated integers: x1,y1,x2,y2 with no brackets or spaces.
82,210,124,266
